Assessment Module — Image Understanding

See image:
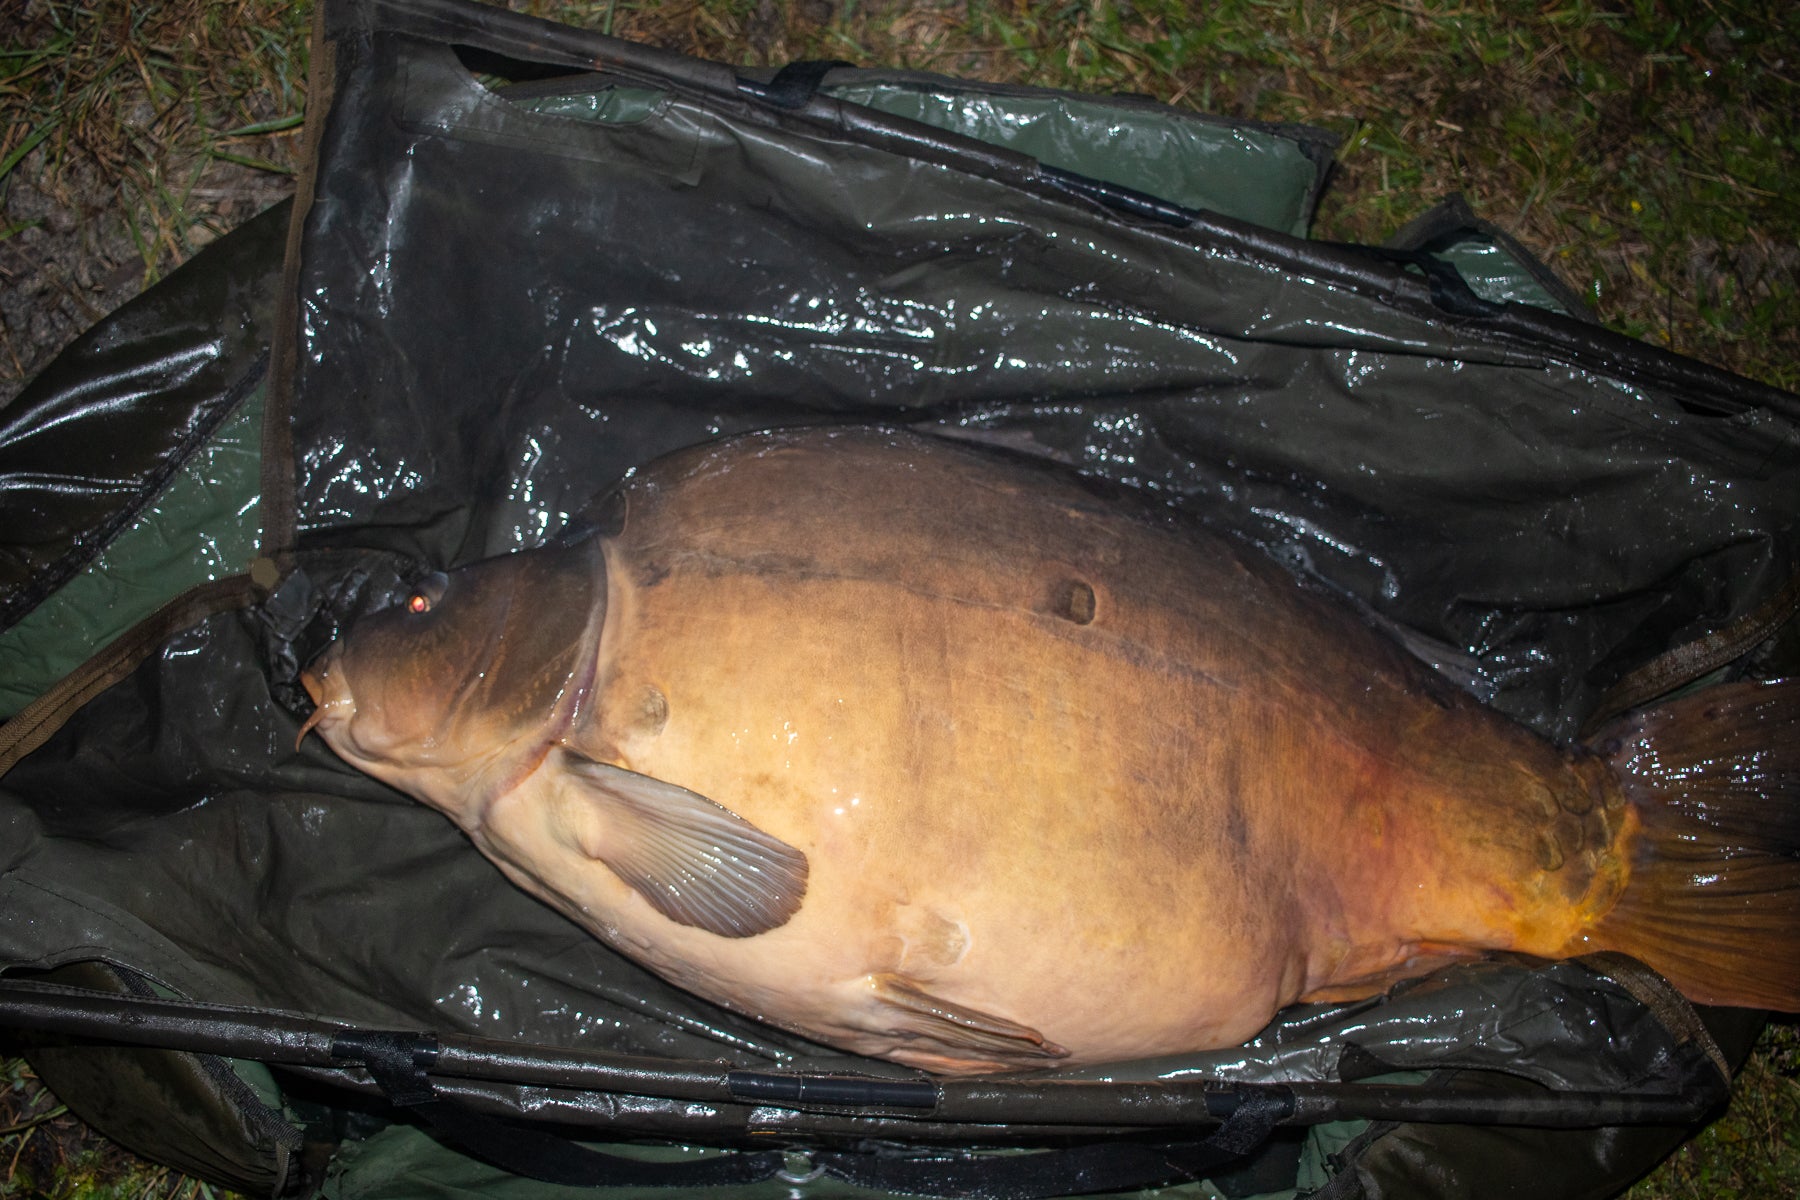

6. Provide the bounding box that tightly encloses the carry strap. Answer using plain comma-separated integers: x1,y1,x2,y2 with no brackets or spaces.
742,59,854,110
1312,242,1507,319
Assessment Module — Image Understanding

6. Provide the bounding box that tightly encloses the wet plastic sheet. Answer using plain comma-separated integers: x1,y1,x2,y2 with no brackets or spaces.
0,201,287,717
2,0,1799,1196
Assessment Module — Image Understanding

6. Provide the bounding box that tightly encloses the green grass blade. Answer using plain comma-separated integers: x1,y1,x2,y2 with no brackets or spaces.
0,119,60,186
215,113,304,138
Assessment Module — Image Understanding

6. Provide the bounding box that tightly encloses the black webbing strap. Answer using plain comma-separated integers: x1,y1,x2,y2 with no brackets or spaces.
1312,241,1506,319
742,59,854,109
814,1090,1286,1200
333,1030,784,1188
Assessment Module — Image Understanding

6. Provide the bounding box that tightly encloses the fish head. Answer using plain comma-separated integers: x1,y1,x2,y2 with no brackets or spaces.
299,539,605,816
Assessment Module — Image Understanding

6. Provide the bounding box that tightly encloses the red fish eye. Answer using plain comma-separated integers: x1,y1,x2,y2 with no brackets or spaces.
403,570,450,615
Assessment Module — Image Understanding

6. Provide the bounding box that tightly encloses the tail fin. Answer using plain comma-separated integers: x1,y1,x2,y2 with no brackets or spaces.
1581,677,1799,1011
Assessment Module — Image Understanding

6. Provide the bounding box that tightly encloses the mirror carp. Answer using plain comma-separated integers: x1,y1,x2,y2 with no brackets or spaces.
299,427,1799,1073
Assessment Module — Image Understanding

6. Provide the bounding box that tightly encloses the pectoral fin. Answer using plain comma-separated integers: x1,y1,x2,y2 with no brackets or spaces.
870,973,1068,1072
562,755,808,938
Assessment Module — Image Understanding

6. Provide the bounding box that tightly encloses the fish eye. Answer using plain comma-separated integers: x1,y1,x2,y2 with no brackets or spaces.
404,570,450,616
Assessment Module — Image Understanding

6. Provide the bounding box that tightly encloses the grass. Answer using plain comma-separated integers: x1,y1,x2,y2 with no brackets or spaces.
1,1,1796,1197
0,0,310,247
0,0,309,389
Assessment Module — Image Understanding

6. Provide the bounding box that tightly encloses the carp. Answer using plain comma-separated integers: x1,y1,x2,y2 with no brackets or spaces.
299,426,1800,1074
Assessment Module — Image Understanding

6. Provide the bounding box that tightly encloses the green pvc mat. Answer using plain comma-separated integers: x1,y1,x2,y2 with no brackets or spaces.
822,82,1324,237
1430,237,1573,315
512,79,1325,237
